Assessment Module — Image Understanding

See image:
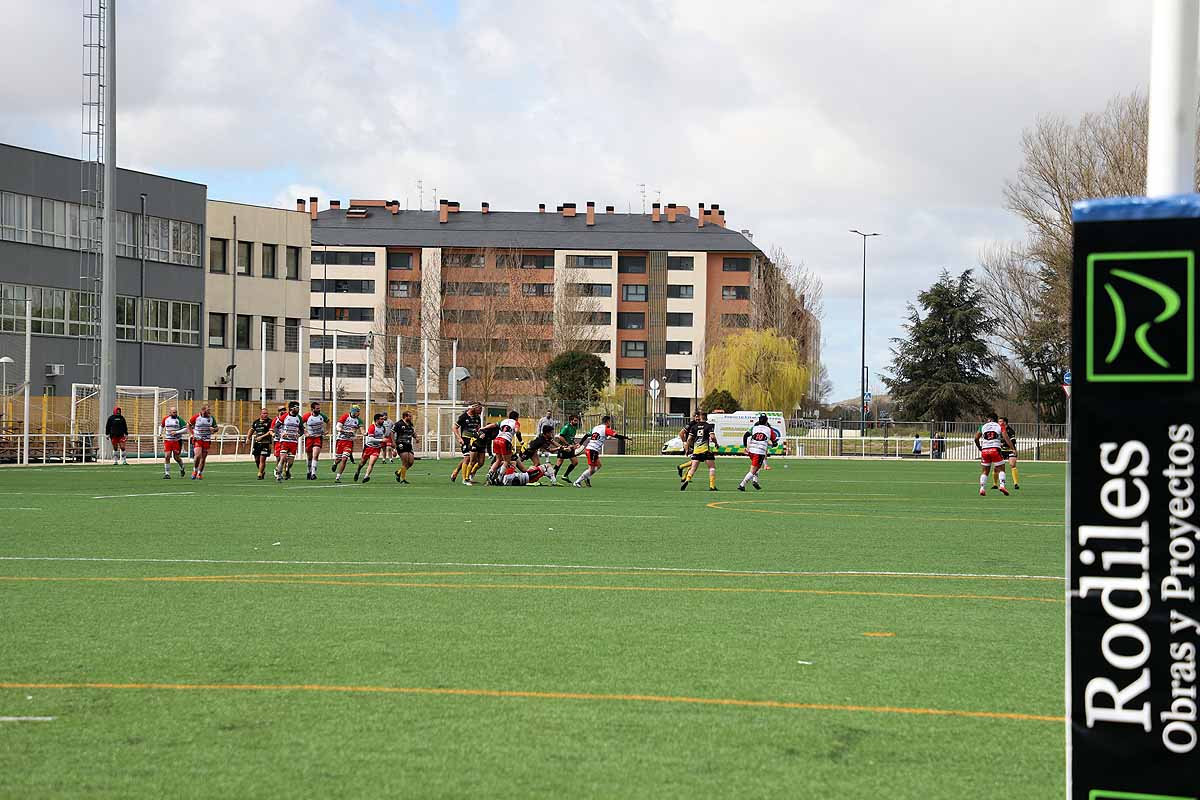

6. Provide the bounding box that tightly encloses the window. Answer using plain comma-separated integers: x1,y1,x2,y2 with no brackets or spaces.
616,368,644,385
68,290,97,338
283,389,298,401
311,307,375,322
621,340,646,358
309,363,333,378
171,302,200,345
236,314,252,349
443,282,508,297
521,283,553,297
337,363,368,378
0,284,28,332
723,257,751,272
31,198,68,248
442,309,482,323
145,217,170,262
336,335,369,349
666,340,693,355
570,283,612,298
264,389,276,401
387,251,413,270
237,242,253,276
667,284,694,299
286,246,301,279
313,279,375,294
262,244,277,278
721,313,750,328
387,308,412,326
443,252,484,268
617,312,645,330
621,284,648,302
570,311,611,325
722,285,750,300
1,192,30,243
284,318,300,351
569,255,612,269
170,220,202,266
667,256,693,271
114,211,137,257
389,280,418,298
28,287,66,335
496,310,554,325
208,312,227,347
262,316,277,350
142,299,169,343
666,312,693,327
618,256,647,274
665,369,692,384
209,238,228,273
116,296,138,341
310,335,334,350
521,340,552,353
520,254,554,269
311,250,374,265
584,339,611,353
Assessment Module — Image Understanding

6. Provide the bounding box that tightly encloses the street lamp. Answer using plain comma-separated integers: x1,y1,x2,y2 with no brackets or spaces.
0,356,12,395
850,230,880,436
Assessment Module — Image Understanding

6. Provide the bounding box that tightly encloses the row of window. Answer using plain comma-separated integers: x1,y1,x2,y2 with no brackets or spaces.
0,282,202,345
614,369,693,385
0,191,203,266
309,363,369,378
309,334,370,350
566,283,744,301
311,250,375,266
308,251,746,274
310,307,375,322
618,340,693,357
207,313,302,351
210,239,302,279
312,279,375,294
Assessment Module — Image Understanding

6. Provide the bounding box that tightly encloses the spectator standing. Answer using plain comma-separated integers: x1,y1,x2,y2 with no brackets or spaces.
105,406,129,465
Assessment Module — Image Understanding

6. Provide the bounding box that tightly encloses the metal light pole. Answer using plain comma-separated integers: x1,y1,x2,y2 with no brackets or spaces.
850,230,879,436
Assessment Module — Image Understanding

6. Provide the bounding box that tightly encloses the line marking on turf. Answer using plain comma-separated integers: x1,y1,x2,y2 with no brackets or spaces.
0,507,42,511
0,681,1063,724
355,512,676,520
0,575,1061,604
91,492,196,499
704,500,1060,527
864,632,896,637
0,716,56,722
0,556,1065,581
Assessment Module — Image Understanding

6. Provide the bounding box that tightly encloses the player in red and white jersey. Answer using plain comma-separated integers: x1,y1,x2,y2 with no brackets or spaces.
159,406,188,479
499,464,548,486
354,413,387,483
300,401,329,481
269,405,287,462
573,415,618,488
332,405,362,484
187,404,216,480
974,412,1014,497
273,403,303,482
738,414,779,492
485,411,521,481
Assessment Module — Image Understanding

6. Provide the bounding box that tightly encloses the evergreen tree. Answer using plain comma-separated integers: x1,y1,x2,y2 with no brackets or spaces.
884,269,997,421
545,351,609,413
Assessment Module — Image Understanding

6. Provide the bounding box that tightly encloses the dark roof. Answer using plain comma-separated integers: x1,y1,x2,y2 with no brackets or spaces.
312,208,760,252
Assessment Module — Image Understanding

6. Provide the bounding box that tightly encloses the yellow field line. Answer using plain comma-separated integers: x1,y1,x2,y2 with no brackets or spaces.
0,575,1060,603
0,681,1064,723
705,500,1061,527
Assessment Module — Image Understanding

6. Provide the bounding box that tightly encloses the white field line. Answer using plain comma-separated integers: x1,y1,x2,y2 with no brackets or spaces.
356,511,674,519
0,507,42,511
0,555,1065,581
0,716,56,722
92,492,196,499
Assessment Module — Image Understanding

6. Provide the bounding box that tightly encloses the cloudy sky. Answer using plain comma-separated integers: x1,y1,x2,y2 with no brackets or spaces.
0,1,1153,400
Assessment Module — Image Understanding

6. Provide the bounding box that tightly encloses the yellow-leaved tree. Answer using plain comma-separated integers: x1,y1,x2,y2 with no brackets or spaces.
705,329,809,413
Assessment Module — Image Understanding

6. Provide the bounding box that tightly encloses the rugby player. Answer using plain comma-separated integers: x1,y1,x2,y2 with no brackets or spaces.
516,424,557,483
498,463,549,486
974,412,1014,496
470,419,500,485
188,404,216,480
247,408,274,480
104,406,129,465
680,411,718,491
574,415,617,488
301,401,329,480
274,403,303,481
392,410,418,483
992,416,1020,491
270,404,287,468
332,405,362,483
676,411,703,478
160,406,187,479
738,414,778,491
354,413,387,483
553,414,582,482
451,403,483,483
492,411,521,475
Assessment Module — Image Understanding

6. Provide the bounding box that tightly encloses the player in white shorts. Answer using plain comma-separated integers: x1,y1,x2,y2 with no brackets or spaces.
354,413,388,483
160,407,188,479
300,401,329,480
274,404,303,481
188,405,216,480
974,413,1015,497
738,414,779,491
332,406,362,483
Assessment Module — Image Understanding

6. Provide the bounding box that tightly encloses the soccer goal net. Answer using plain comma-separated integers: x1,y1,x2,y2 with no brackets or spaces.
71,384,178,459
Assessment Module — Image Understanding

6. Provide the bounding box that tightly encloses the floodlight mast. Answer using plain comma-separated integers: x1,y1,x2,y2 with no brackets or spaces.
98,0,118,460
1146,0,1199,196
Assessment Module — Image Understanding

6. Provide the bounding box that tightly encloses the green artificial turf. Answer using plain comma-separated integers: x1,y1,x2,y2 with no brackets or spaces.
0,456,1066,798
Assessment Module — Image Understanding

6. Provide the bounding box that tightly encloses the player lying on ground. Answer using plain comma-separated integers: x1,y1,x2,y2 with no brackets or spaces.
247,408,274,480
975,412,1015,496
738,413,779,491
104,406,128,465
354,413,388,483
392,410,418,483
301,401,329,480
160,406,187,479
332,405,362,484
188,404,216,480
496,464,550,486
681,411,718,491
273,402,303,481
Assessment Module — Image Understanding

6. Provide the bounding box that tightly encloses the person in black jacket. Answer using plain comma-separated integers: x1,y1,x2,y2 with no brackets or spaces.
104,406,129,465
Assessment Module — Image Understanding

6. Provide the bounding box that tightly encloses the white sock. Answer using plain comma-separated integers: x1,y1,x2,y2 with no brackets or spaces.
741,471,754,486
576,468,591,483
979,474,987,490
999,472,1006,488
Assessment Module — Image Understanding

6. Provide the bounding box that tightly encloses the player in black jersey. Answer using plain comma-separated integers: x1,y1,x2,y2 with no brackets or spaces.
993,416,1020,490
681,412,719,491
517,424,558,483
676,411,704,478
246,408,274,480
392,411,419,484
451,403,483,484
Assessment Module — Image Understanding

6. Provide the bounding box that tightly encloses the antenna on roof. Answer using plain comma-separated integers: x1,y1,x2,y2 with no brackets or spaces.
637,184,646,215
416,180,423,211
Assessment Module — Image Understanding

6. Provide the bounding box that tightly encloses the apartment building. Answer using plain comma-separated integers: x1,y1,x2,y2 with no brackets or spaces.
0,142,206,399
307,198,813,415
203,200,310,403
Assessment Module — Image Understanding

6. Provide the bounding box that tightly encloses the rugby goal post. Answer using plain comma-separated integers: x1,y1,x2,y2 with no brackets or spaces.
71,384,178,461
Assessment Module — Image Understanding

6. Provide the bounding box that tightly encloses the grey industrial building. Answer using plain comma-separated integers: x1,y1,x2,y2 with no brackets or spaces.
0,143,206,399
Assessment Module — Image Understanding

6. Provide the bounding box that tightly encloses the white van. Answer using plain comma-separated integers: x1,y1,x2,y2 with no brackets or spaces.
661,411,788,455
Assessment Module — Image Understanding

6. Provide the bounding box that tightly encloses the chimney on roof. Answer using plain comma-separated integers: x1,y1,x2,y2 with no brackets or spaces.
309,196,318,221
716,209,726,228
605,205,614,214
439,199,449,224
586,201,595,226
666,203,677,223
481,202,490,215
697,202,705,228
448,201,460,214
563,203,576,218
538,203,546,213
651,203,661,223
330,200,341,210
389,200,399,215
296,198,306,213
